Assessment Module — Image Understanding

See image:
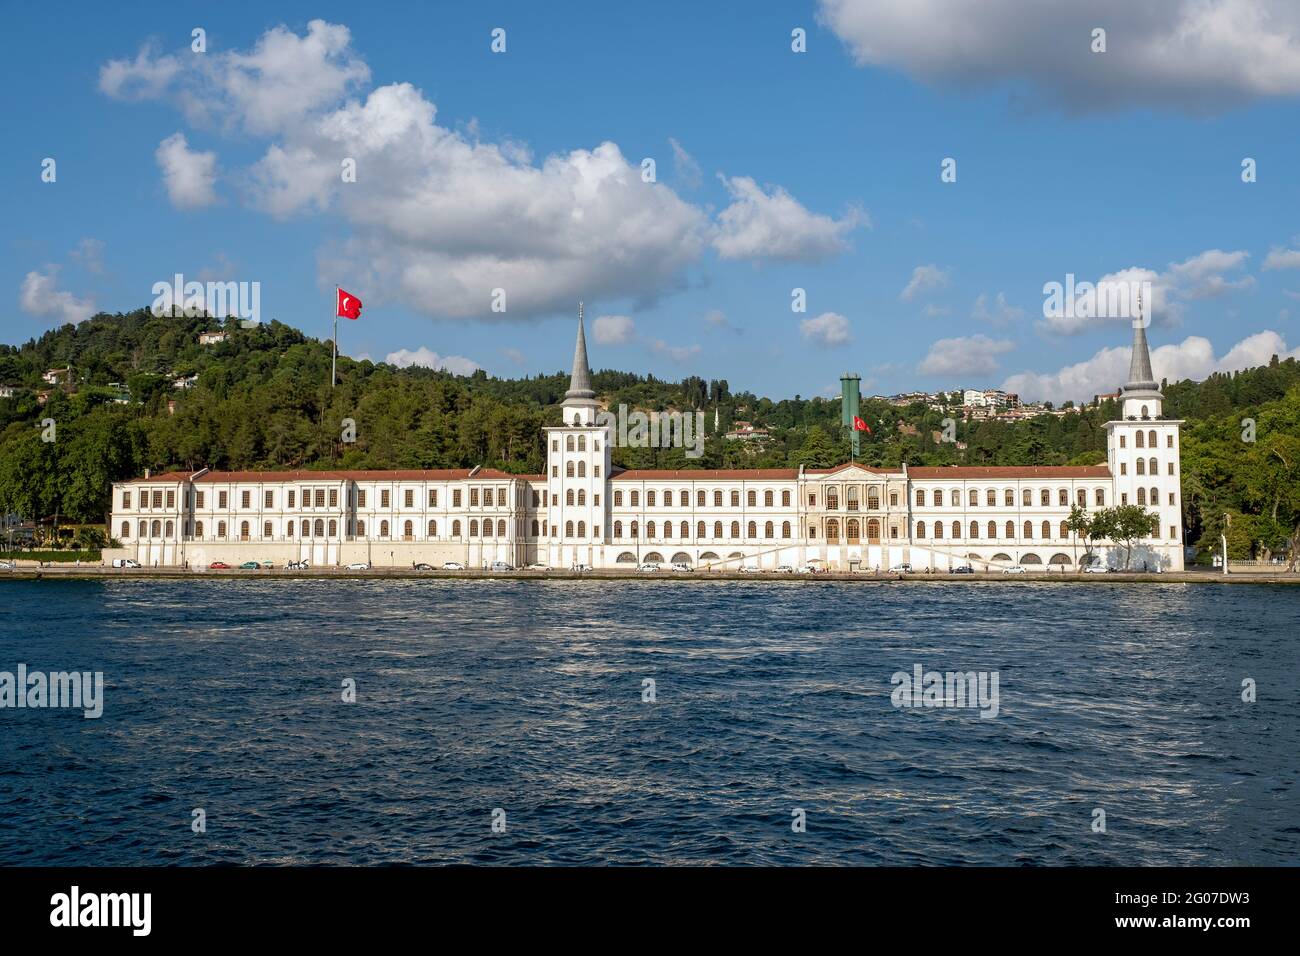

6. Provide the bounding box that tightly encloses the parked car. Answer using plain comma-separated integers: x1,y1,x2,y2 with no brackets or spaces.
1083,564,1111,574
638,562,661,572
570,563,591,573
0,560,14,570
1002,565,1027,574
949,565,975,574
111,558,141,569
670,562,694,572
739,565,762,573
238,561,261,570
209,561,231,570
490,561,514,571
774,565,795,574
442,561,465,571
287,560,309,570
413,563,433,571
347,562,371,571
888,563,913,573
796,565,820,574
526,563,549,570
260,560,274,569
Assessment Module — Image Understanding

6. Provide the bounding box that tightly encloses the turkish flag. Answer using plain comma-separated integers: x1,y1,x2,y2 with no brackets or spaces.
853,416,871,434
336,288,362,320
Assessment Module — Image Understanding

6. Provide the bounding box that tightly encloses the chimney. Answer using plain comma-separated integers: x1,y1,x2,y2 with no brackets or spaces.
144,468,151,479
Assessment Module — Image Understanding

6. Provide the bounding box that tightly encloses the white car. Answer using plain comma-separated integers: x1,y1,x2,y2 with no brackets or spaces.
442,561,465,570
347,562,371,571
888,563,912,573
1002,565,1027,574
670,562,693,572
0,560,14,570
774,565,795,574
638,563,661,572
739,565,762,573
570,563,591,573
796,565,818,574
111,558,141,569
1083,564,1111,574
490,561,515,572
526,563,548,570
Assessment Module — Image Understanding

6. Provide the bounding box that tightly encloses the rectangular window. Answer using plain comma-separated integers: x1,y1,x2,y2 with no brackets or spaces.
808,493,816,507
357,490,367,508
484,488,493,507
329,489,338,508
404,489,414,508
166,490,176,508
1170,525,1177,539
315,489,325,508
196,491,205,509
218,491,228,509
594,466,601,478
380,489,390,508
122,491,132,508
241,490,250,508
1168,493,1174,506
890,525,899,539
552,466,558,477
152,490,163,508
1121,493,1128,505
551,494,557,506
1166,435,1173,448
470,488,480,507
265,490,274,508
890,493,898,507
429,490,438,507
452,489,461,507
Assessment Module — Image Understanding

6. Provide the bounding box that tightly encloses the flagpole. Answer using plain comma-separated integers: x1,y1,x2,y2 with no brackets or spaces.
332,308,337,389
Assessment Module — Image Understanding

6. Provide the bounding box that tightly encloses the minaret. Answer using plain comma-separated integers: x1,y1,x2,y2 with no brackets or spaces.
1119,293,1163,419
564,301,596,406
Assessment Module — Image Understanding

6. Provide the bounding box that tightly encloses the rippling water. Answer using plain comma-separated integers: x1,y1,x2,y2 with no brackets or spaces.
0,579,1296,865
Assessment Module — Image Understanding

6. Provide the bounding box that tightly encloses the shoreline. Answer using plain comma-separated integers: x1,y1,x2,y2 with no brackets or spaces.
2,566,1297,584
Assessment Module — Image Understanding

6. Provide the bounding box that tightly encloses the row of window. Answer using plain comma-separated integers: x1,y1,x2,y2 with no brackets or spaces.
122,517,531,541
1118,430,1173,449
122,486,517,511
555,435,599,452
1119,460,1174,477
914,488,1108,508
613,489,795,508
555,462,601,478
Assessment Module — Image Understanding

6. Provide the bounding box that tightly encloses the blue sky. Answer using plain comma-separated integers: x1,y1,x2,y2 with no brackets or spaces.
5,0,1300,402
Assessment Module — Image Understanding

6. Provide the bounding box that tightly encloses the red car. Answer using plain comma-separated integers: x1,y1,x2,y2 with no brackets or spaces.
209,561,231,570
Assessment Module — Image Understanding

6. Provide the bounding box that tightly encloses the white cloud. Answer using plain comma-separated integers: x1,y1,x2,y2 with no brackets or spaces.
155,133,218,209
19,269,96,325
900,264,949,301
98,43,180,100
501,347,527,366
1002,330,1300,402
1263,247,1300,270
668,137,702,190
648,340,701,363
918,334,1013,376
69,238,106,275
800,311,852,347
713,175,867,262
971,291,1025,326
1039,250,1253,335
817,0,1300,113
922,303,950,318
592,314,635,345
385,347,481,376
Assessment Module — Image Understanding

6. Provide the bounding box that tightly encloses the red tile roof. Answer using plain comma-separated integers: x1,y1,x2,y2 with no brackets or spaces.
613,468,799,480
121,468,523,483
907,465,1111,479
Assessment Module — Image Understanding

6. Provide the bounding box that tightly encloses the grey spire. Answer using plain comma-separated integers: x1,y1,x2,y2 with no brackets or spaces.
565,302,595,402
1124,295,1159,392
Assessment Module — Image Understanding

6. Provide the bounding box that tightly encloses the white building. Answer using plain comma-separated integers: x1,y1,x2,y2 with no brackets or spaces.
103,315,1184,571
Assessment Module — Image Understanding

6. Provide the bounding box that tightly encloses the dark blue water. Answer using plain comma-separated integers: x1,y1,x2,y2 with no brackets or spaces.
1,579,1296,865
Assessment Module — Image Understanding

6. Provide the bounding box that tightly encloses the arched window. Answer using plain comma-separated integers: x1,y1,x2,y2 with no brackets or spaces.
1059,489,1068,506
916,489,926,506
218,521,227,538
1149,457,1157,474
1137,488,1146,505
1059,521,1068,538
429,520,438,536
951,520,960,538
1005,520,1014,538
614,490,623,506
747,490,757,507
378,520,388,537
866,518,881,542
1150,487,1158,506
566,435,575,451
196,520,205,537
782,490,791,507
868,490,880,509
631,521,639,538
565,520,574,537
452,520,460,537
826,519,840,543
950,490,959,507
698,490,706,507
614,521,623,538
663,522,672,538
566,489,575,506
648,491,657,507
329,519,337,536
572,414,580,425
987,520,997,539
577,435,586,451
240,520,250,541
764,521,774,538
969,521,979,539
697,521,705,538
121,521,131,538
713,490,722,507
578,490,586,506
916,521,926,539
846,519,861,543
747,521,757,539
151,519,162,537
1148,429,1157,448
986,490,996,506
470,519,479,536
1040,489,1050,506
263,521,272,538
1077,489,1087,507
1023,489,1032,507
713,521,722,538
138,520,147,537
647,521,656,538
970,490,979,507
764,490,773,507
1023,520,1033,538
631,490,640,506
403,520,413,540
1042,520,1050,539
1004,490,1014,507
356,519,365,536
1095,489,1105,507
577,461,586,477
566,462,574,478
782,521,791,538
1136,458,1145,475
730,521,739,538
934,521,944,539
681,521,689,538
1136,430,1145,448
301,519,309,537
730,490,740,507
577,521,585,537
165,520,174,536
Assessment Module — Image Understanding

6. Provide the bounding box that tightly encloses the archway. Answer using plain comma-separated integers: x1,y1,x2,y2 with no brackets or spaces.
670,552,692,565
616,552,637,563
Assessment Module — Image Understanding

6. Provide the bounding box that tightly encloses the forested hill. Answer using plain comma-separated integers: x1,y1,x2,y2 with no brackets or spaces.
1,308,1298,558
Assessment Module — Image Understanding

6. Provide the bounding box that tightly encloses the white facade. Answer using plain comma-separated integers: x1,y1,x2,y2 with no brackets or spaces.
103,315,1184,571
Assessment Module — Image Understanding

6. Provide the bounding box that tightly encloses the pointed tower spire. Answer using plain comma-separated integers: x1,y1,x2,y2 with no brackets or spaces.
564,301,595,402
1124,292,1158,392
